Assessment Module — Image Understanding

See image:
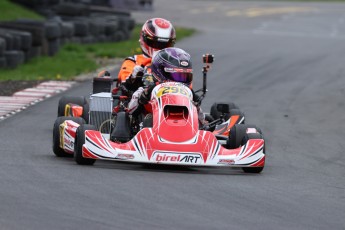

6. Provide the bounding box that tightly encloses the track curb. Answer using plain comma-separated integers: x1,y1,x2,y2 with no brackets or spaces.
0,61,121,121
0,81,75,120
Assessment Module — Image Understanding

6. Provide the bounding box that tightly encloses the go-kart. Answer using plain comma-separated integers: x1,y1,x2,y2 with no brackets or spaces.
52,54,265,173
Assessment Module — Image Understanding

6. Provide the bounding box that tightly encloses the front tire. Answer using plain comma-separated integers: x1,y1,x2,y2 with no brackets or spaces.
227,124,262,149
241,133,265,173
242,166,264,173
53,116,86,157
74,124,97,165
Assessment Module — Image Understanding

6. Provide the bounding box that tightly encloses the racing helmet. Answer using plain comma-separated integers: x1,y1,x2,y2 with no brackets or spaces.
139,18,176,57
151,47,193,86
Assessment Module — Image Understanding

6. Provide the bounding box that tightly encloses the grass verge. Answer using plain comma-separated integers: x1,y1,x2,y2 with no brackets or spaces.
0,26,196,81
0,0,44,21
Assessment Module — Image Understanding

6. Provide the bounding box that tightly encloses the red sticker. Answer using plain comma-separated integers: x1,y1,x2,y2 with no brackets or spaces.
154,18,170,29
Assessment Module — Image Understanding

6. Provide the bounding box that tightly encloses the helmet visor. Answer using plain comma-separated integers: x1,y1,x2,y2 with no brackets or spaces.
164,67,193,84
143,34,175,49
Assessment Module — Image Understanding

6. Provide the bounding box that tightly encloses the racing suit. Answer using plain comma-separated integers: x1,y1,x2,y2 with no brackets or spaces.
118,54,151,95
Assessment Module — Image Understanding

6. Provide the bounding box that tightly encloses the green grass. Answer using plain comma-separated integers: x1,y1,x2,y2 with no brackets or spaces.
0,0,195,81
0,26,196,81
0,0,44,21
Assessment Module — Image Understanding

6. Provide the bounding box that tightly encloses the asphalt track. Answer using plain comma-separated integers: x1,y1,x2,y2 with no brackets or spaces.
1,1,345,229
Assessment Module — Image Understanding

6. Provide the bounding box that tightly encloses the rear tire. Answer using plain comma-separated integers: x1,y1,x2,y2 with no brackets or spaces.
57,96,87,117
205,114,214,123
52,116,86,157
210,102,239,120
82,103,89,123
74,124,97,165
228,108,245,123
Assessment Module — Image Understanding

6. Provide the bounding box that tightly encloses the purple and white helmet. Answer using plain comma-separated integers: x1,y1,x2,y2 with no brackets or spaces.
151,47,193,86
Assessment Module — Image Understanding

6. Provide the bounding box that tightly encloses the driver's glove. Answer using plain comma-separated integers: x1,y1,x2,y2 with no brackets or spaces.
139,84,155,105
130,65,144,80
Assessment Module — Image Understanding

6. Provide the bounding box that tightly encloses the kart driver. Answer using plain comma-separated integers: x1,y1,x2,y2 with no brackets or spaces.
128,47,206,125
117,17,176,95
